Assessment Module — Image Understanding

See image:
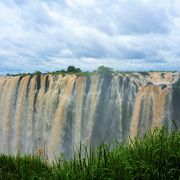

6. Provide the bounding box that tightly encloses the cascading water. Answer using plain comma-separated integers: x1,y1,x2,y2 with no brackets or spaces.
0,72,179,159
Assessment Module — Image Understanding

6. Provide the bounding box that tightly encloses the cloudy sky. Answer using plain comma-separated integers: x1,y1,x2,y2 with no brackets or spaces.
0,0,180,74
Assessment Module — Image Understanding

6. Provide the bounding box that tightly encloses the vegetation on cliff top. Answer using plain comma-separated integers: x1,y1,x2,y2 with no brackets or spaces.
0,127,179,179
6,66,112,77
6,66,168,77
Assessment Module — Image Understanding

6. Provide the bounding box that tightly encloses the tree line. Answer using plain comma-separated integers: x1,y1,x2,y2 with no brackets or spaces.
6,66,115,77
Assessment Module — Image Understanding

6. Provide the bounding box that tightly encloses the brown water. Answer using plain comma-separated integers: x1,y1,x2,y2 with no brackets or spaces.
0,73,179,159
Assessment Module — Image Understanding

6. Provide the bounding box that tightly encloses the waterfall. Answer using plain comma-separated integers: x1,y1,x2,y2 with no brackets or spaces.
0,73,179,159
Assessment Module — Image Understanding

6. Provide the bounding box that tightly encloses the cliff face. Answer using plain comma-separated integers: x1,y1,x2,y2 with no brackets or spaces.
0,73,179,158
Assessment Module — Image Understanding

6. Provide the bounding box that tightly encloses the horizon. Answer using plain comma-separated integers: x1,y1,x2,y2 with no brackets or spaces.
3,66,180,76
1,0,180,74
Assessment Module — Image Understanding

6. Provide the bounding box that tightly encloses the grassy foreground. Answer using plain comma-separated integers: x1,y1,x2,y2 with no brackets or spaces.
0,128,180,180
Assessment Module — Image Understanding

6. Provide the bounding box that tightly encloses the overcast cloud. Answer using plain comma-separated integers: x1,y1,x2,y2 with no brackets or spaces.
0,0,180,74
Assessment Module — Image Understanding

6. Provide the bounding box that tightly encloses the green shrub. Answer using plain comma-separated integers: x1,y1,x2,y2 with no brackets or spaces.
34,71,42,75
97,66,113,76
67,66,81,73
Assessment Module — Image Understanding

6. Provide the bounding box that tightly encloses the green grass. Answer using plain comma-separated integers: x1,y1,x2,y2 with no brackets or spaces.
0,127,180,179
0,155,51,179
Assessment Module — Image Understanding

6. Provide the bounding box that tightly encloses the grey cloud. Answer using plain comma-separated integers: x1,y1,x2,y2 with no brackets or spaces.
68,0,170,35
0,0,180,74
